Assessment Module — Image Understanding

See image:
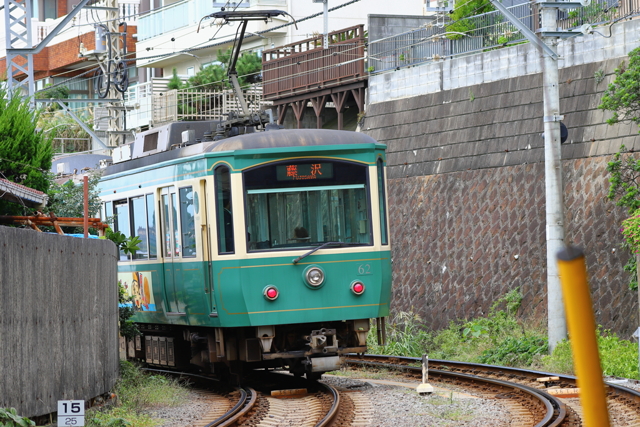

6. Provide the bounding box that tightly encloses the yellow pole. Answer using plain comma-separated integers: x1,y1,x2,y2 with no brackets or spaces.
557,246,610,427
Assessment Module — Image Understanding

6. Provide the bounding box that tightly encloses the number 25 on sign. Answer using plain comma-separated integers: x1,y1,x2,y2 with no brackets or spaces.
57,400,85,426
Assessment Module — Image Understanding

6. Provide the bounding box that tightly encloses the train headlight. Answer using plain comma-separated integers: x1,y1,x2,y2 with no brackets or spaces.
263,285,279,301
351,281,365,295
303,265,325,288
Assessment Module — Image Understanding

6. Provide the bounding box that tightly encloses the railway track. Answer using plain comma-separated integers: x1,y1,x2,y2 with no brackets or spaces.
345,354,640,426
145,369,343,426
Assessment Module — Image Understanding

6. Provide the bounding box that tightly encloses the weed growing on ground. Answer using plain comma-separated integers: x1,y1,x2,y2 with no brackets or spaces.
537,328,639,379
368,289,639,378
86,361,191,427
369,289,549,368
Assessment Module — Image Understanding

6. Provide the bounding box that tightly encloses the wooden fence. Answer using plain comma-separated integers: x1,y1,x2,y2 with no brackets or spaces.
0,227,119,417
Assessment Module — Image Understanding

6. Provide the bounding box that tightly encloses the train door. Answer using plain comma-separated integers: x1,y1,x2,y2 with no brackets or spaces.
200,180,218,315
160,186,184,314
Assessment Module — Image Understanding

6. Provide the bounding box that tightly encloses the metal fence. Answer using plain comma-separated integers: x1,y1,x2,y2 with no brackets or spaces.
368,0,640,73
53,138,91,154
151,84,271,125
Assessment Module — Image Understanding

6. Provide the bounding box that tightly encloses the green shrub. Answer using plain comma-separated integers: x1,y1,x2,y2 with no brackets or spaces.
86,361,191,427
369,289,548,367
539,329,639,378
479,336,548,366
0,408,34,427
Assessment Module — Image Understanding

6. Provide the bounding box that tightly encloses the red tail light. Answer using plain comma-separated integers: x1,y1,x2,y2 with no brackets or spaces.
351,281,365,295
264,286,279,301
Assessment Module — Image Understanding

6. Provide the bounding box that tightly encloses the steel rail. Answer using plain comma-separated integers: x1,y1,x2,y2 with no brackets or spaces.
315,382,341,427
348,354,640,407
207,387,257,427
346,355,563,427
142,368,256,427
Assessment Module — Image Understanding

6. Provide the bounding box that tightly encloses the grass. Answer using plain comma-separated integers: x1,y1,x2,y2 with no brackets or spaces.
85,361,191,427
367,288,640,379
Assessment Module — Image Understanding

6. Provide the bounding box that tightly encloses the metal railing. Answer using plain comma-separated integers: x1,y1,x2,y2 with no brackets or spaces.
368,0,640,74
262,25,366,100
152,84,271,125
120,80,270,127
53,138,91,154
34,0,139,44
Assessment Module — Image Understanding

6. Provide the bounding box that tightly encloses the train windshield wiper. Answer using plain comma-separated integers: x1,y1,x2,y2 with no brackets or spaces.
292,241,362,264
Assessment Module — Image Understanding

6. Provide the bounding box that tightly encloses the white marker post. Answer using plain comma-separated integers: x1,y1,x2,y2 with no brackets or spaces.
57,400,85,426
416,354,434,395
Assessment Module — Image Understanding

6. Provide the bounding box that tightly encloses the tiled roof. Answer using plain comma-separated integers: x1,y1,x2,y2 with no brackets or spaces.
0,178,48,208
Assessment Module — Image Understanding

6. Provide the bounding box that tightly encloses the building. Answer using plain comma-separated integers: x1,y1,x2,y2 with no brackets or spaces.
0,0,142,151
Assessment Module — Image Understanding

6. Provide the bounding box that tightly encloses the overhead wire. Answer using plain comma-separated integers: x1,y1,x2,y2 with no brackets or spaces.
34,0,365,94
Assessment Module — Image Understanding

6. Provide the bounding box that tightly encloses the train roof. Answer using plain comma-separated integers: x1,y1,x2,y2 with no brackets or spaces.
103,129,381,177
204,129,378,152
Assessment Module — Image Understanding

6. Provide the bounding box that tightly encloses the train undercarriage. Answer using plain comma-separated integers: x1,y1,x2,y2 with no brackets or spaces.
123,318,373,380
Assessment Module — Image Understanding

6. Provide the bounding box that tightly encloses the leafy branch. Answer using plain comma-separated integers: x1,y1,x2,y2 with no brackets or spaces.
0,407,35,427
606,145,640,290
599,47,640,129
105,229,142,339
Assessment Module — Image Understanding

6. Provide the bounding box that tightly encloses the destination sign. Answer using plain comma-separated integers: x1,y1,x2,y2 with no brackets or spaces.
276,163,334,181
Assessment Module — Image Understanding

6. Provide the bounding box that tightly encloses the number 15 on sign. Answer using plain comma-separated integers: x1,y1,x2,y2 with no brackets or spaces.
57,400,84,426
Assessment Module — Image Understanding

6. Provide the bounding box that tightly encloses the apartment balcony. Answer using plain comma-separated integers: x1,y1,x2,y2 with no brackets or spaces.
34,0,140,45
137,0,286,41
115,79,271,130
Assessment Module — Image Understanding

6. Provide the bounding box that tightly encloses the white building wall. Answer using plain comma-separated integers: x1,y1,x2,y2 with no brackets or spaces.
135,0,426,76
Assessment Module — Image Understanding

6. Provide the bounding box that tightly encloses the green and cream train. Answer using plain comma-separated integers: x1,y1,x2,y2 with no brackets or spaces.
98,123,391,379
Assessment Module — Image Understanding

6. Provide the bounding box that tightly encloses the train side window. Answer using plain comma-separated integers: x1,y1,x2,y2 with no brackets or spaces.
130,196,146,259
161,188,182,258
113,199,130,260
146,194,157,259
377,158,389,246
215,166,234,254
179,187,197,257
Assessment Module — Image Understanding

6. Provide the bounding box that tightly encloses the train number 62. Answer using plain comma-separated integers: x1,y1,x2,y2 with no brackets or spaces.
357,264,371,275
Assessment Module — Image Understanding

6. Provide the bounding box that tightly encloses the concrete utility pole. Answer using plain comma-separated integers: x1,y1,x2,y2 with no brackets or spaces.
489,0,590,351
540,4,566,352
103,0,126,148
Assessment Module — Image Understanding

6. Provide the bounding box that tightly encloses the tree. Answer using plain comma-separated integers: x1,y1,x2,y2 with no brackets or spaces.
599,47,640,129
446,0,495,40
47,172,103,233
0,87,53,215
606,145,640,290
185,48,262,90
35,84,70,112
167,68,184,90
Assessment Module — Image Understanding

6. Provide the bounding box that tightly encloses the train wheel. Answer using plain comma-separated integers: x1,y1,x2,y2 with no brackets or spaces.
306,372,322,381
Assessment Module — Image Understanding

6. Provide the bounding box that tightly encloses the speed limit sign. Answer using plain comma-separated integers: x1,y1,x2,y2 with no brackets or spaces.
57,400,84,426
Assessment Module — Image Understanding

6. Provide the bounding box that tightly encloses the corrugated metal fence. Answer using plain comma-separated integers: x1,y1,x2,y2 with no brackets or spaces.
0,227,119,417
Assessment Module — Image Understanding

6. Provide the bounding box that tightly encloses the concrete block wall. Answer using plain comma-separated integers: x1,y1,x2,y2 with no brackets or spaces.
363,30,640,336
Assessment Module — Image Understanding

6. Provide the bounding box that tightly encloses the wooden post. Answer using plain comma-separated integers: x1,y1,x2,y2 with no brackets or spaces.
84,175,89,238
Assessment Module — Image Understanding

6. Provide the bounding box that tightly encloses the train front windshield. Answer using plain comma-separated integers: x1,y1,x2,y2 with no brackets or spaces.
244,160,371,251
